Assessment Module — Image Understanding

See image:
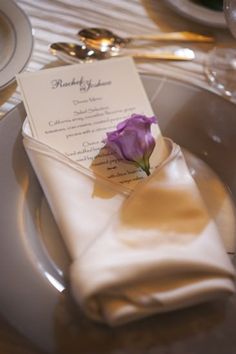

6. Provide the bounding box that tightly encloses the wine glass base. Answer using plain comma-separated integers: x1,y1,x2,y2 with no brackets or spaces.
205,47,236,102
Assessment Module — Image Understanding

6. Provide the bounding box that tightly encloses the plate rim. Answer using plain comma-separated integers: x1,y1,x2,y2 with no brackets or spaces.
164,0,226,28
0,0,34,90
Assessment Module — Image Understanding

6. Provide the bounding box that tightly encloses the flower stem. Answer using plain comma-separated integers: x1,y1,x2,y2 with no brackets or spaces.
136,162,151,176
142,166,150,176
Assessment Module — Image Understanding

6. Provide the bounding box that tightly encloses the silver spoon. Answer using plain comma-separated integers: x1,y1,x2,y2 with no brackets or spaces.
78,27,214,51
50,42,106,63
50,42,195,63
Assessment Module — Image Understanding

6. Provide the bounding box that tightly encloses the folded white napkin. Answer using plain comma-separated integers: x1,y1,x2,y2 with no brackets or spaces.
22,120,235,326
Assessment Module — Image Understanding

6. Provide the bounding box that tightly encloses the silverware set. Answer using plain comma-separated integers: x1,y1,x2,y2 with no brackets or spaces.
50,27,214,63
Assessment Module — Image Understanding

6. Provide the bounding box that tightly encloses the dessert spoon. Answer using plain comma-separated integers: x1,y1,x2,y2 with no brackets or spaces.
78,28,214,51
50,42,195,63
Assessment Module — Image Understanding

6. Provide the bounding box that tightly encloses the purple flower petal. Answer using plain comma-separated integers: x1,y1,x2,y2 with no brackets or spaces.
104,114,158,176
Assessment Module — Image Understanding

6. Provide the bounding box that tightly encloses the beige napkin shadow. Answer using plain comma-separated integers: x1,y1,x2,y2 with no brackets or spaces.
22,120,235,325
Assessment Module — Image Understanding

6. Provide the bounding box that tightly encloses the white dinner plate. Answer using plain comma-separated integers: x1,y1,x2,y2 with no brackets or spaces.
1,74,236,353
164,0,226,28
0,0,33,90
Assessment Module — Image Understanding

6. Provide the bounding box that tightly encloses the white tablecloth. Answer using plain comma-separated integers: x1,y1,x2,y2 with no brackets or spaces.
0,0,235,117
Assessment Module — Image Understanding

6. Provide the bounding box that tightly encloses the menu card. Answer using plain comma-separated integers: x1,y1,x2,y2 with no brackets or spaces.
17,57,166,188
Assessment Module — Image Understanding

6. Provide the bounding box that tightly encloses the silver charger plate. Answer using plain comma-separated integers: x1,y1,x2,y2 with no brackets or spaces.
0,74,236,354
164,0,226,28
0,0,33,90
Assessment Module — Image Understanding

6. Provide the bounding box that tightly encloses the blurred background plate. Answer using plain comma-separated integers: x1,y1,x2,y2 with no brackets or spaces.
164,0,226,28
0,0,33,90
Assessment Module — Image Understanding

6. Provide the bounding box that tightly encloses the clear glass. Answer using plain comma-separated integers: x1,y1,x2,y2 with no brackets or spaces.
224,0,236,37
205,0,236,101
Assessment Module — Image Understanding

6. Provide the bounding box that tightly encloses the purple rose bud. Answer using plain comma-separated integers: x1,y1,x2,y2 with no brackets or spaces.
104,114,157,176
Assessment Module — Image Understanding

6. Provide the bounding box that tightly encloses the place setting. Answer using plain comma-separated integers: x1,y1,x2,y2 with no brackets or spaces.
1,1,236,353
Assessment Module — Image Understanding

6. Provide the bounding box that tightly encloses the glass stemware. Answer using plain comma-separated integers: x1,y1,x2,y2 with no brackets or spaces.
205,0,236,101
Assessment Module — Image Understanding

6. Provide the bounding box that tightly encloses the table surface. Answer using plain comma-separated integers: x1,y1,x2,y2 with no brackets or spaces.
1,1,236,353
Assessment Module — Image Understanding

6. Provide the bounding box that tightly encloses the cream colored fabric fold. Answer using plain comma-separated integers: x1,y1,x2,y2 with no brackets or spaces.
22,120,235,326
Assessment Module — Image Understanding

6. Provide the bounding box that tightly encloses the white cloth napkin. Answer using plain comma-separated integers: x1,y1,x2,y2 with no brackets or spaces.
22,120,235,326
